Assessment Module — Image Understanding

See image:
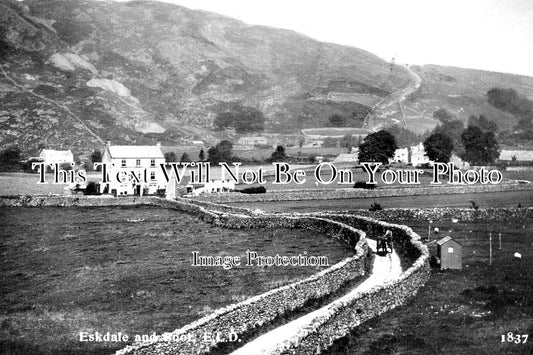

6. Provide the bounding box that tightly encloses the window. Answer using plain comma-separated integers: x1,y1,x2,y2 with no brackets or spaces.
121,159,126,167
150,171,156,180
448,247,454,253
136,159,141,166
150,159,155,167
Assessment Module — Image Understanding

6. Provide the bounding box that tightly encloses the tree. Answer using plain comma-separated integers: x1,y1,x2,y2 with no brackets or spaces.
199,149,205,161
432,119,465,156
269,145,287,162
0,146,22,171
214,104,265,133
207,140,233,164
423,133,453,162
90,150,102,164
433,108,454,123
467,114,498,133
461,126,500,165
358,130,398,164
180,153,191,162
164,151,177,162
328,114,345,127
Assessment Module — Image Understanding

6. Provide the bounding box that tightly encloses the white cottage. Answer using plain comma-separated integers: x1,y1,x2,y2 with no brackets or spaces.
100,142,166,196
39,149,74,166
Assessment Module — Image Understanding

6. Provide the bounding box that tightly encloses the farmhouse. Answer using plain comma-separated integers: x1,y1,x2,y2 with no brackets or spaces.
39,149,74,166
100,142,166,196
391,147,409,164
389,143,431,167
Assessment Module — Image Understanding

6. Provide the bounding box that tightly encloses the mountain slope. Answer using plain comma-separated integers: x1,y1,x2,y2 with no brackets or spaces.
0,0,411,155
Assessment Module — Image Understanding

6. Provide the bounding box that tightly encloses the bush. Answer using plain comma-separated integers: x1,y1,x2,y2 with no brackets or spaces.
239,186,267,194
84,181,100,195
369,202,382,211
353,181,376,189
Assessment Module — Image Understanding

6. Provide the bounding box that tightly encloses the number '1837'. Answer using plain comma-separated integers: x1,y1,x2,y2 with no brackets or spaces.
501,332,528,344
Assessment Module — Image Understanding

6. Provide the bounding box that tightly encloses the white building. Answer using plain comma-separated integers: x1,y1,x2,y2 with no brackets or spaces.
389,143,431,167
237,136,268,146
39,149,74,166
100,142,166,196
410,143,431,167
391,147,409,164
186,180,236,196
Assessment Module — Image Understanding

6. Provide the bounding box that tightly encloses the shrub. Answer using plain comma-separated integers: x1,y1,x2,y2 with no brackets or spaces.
353,181,376,189
239,186,267,194
369,202,382,211
84,181,100,195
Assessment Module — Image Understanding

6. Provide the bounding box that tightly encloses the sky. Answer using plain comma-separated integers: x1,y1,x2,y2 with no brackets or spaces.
105,0,533,77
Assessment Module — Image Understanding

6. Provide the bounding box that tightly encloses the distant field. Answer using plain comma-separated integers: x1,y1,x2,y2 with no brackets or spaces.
0,206,352,354
302,127,371,138
234,190,533,213
326,93,383,107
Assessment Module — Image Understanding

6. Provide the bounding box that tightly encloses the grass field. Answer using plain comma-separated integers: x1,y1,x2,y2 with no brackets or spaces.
326,217,533,355
0,206,352,354
233,190,533,213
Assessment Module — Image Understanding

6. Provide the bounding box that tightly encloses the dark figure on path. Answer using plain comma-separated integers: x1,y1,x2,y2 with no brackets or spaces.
377,230,393,255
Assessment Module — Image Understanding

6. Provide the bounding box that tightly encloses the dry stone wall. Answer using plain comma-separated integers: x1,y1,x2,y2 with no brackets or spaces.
193,183,532,203
272,214,430,354
0,195,430,355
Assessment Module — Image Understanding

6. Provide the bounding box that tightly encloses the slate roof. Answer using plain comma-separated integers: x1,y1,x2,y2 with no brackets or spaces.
436,236,462,246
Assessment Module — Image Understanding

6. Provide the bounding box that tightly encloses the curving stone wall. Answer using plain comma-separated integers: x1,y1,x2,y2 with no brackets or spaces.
0,195,430,355
117,200,370,355
271,213,430,354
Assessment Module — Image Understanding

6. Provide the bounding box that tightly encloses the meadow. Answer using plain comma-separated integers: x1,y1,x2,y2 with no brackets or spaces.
0,206,352,354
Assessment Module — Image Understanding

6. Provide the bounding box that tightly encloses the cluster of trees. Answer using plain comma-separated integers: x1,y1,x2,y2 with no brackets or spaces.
214,104,265,133
487,87,533,140
163,150,205,163
423,109,499,165
207,140,234,164
358,108,500,166
0,146,22,171
358,130,398,164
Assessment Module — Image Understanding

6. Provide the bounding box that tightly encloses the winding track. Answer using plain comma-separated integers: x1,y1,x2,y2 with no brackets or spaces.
363,65,422,130
230,239,402,355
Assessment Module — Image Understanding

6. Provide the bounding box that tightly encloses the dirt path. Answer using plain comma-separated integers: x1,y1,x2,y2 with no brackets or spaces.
364,65,422,130
230,239,402,355
0,65,104,145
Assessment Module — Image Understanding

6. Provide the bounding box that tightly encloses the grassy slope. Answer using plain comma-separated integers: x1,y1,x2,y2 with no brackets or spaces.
405,65,533,132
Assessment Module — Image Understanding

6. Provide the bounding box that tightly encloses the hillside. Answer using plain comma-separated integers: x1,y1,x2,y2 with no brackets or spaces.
0,0,412,156
396,65,533,135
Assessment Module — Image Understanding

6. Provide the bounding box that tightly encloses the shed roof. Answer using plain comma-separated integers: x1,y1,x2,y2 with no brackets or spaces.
107,146,164,159
436,236,462,246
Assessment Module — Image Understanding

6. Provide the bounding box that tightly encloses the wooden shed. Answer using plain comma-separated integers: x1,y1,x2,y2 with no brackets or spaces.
436,236,463,270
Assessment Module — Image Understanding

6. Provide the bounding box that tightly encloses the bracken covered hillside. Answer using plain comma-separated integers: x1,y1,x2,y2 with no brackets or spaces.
0,0,410,154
